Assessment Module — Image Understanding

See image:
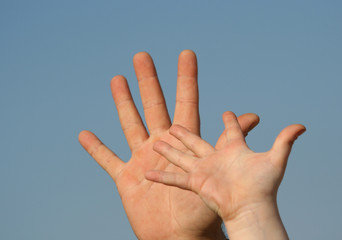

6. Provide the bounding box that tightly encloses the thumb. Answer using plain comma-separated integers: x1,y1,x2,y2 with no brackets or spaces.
270,124,306,169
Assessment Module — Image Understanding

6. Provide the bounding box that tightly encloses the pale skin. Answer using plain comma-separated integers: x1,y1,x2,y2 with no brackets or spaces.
78,50,260,240
146,111,306,240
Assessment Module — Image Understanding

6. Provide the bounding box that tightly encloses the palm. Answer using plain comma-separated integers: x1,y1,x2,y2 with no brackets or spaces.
117,133,218,240
192,150,277,220
79,51,259,239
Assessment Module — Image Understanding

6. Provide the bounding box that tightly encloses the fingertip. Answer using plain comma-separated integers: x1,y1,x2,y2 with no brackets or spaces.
222,110,235,118
133,51,152,64
177,49,198,77
179,49,196,59
78,130,91,143
154,140,171,154
236,113,260,137
145,170,163,182
153,140,163,151
144,170,154,180
288,124,307,141
296,124,306,136
250,114,260,132
133,51,156,78
249,113,260,126
110,75,128,92
169,124,188,138
291,124,306,143
78,130,99,150
111,75,126,85
181,49,195,54
222,111,237,124
110,75,132,102
270,124,306,168
272,124,306,151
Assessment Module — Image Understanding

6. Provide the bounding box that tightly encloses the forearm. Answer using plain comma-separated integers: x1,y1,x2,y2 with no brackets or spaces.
224,200,288,240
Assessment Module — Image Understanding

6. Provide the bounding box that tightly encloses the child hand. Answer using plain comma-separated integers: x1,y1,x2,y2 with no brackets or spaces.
145,111,305,239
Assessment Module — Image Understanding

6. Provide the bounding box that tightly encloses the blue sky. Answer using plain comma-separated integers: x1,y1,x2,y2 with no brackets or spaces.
1,0,341,239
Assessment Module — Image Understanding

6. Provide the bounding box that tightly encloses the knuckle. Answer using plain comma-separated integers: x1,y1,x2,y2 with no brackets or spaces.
143,100,165,110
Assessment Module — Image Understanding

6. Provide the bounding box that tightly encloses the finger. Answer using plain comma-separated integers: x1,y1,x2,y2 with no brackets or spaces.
145,170,191,191
133,52,171,135
78,130,125,182
170,124,215,157
111,75,148,151
270,124,306,169
238,113,260,137
222,111,245,143
153,141,196,172
216,113,260,149
173,50,200,135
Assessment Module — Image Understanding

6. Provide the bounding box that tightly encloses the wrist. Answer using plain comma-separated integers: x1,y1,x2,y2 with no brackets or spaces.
224,200,288,240
176,233,226,240
175,222,227,240
178,233,227,240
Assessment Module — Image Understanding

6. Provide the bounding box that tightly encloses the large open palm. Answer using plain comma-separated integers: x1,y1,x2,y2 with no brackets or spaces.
79,50,259,240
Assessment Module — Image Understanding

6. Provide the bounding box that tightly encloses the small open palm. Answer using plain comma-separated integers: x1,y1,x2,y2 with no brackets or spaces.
146,111,305,222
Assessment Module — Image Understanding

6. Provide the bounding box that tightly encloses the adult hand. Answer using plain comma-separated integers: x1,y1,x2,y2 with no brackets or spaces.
79,50,259,240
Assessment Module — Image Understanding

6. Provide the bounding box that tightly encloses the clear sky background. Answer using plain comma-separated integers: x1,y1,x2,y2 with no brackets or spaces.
1,0,341,239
